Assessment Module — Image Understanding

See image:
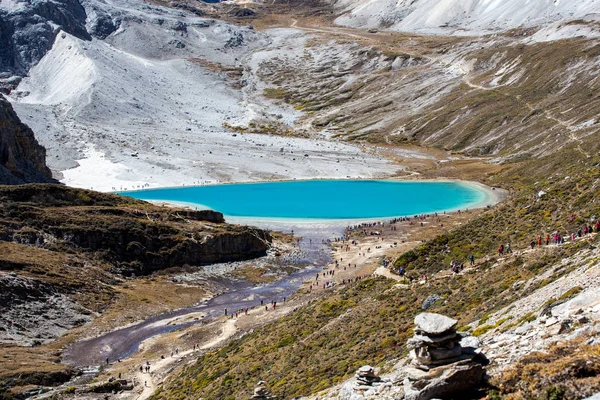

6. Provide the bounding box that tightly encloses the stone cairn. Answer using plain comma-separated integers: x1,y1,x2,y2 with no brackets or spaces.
354,365,382,389
403,312,486,400
251,381,274,400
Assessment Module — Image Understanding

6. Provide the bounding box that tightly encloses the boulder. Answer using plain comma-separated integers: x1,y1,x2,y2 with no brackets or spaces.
422,294,443,310
251,381,273,399
404,361,484,400
354,365,382,386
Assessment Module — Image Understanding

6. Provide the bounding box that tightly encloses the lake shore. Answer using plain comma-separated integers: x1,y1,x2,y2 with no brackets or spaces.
137,178,505,229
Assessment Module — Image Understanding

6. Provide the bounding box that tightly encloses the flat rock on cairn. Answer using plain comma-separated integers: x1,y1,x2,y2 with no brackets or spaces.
414,313,457,335
403,312,486,400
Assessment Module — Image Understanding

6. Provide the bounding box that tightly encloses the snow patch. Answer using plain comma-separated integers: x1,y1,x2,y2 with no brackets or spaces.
331,0,600,36
61,144,148,192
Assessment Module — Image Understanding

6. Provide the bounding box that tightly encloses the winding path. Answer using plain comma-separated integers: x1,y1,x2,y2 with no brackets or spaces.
133,319,237,400
462,75,590,158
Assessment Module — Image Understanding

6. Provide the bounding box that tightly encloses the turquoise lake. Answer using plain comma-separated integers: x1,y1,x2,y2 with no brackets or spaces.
118,180,488,220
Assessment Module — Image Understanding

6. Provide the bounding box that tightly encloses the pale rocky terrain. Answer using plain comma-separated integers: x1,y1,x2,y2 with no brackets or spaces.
6,0,403,192
331,0,600,36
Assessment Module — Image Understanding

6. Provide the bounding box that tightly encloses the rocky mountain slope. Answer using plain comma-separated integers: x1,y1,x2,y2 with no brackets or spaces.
252,27,600,159
1,0,600,399
152,144,600,400
3,0,400,192
0,94,54,184
0,0,90,91
331,0,600,36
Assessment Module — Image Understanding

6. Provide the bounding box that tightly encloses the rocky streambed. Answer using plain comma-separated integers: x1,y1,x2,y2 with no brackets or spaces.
64,233,332,367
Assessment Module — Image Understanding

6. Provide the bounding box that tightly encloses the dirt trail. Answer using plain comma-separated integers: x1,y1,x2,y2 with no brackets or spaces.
101,211,483,400
289,18,373,41
131,319,237,400
463,75,590,157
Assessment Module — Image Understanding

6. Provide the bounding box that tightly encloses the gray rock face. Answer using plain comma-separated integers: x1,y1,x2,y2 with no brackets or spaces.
421,294,443,310
414,312,457,335
0,94,55,184
83,1,120,40
0,274,92,345
0,0,91,90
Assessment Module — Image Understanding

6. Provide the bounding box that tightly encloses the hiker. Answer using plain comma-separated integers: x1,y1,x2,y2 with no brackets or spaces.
530,240,535,249
506,243,512,253
546,234,550,245
106,358,109,365
537,235,542,246
469,254,475,265
498,244,504,256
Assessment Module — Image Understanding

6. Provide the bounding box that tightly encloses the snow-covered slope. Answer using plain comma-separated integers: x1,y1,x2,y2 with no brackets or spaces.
332,0,600,35
8,0,399,191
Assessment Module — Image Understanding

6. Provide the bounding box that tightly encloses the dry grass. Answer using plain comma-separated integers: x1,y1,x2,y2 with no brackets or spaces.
491,338,600,400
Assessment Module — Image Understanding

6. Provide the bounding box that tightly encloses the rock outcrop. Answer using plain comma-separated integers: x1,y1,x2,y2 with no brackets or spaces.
0,0,90,90
0,95,55,184
0,274,92,346
403,312,486,400
0,184,271,275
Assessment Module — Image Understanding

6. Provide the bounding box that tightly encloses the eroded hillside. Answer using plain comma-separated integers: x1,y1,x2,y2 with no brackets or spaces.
0,184,270,391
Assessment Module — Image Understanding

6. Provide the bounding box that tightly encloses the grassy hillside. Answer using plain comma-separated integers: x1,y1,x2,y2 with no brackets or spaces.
253,30,600,158
152,141,600,399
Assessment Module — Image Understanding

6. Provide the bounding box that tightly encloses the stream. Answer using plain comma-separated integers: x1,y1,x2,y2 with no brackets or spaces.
63,228,336,367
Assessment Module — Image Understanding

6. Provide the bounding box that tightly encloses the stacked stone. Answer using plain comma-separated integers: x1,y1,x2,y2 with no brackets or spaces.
354,365,382,388
403,313,485,400
251,381,274,400
407,312,467,368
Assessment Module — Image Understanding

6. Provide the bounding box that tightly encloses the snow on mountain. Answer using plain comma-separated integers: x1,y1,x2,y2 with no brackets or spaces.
8,0,399,191
332,0,600,35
